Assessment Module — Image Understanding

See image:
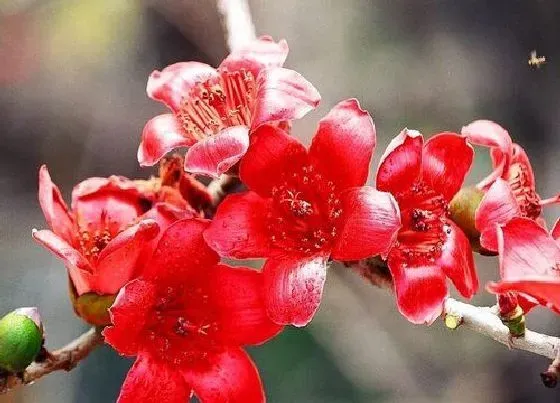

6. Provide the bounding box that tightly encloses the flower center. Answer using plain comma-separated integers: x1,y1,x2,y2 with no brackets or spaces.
177,70,256,140
267,165,342,254
507,162,542,220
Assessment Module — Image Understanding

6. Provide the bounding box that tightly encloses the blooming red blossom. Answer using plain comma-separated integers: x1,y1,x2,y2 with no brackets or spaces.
204,99,401,327
104,219,282,403
376,129,479,324
138,36,321,177
462,120,560,251
487,217,560,314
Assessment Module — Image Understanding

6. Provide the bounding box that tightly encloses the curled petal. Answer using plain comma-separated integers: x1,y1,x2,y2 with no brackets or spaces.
252,67,320,129
147,61,218,112
332,187,401,261
422,133,474,201
487,279,560,314
184,126,250,178
38,165,74,242
263,255,328,327
461,119,512,156
138,114,192,167
309,99,375,189
376,129,423,197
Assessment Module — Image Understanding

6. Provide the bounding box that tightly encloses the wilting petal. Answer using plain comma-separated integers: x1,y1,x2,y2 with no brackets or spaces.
252,67,320,129
183,347,264,403
147,61,218,112
184,126,249,178
309,99,375,189
104,279,157,356
209,265,283,345
387,256,448,325
204,192,271,259
239,124,307,197
438,221,478,298
376,129,423,197
263,255,328,327
475,178,520,251
487,279,560,314
38,165,74,242
422,133,474,201
138,114,192,167
117,353,191,403
219,36,289,78
332,187,400,260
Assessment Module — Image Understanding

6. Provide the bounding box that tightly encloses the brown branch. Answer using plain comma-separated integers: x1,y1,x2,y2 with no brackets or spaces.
0,327,104,394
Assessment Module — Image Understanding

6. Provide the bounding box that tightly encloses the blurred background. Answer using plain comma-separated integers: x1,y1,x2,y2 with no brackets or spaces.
1,0,560,402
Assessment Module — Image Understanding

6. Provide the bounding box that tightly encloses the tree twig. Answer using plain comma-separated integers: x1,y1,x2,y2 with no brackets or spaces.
0,327,104,394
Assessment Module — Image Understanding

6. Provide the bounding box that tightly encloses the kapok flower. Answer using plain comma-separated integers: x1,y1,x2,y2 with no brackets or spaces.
138,36,321,178
204,99,401,327
376,129,479,324
104,219,282,403
461,120,560,251
487,217,560,314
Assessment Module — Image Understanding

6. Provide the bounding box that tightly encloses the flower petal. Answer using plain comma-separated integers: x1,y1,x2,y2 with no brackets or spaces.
239,124,307,197
209,264,283,345
38,165,74,242
475,178,520,251
138,114,192,167
183,347,264,403
184,126,250,178
147,61,218,112
219,36,289,78
376,129,423,197
307,99,375,190
204,192,271,259
438,221,479,298
422,132,474,201
487,279,560,314
251,67,320,129
461,119,512,155
117,353,191,403
552,218,560,242
263,255,327,327
387,256,448,325
331,187,401,260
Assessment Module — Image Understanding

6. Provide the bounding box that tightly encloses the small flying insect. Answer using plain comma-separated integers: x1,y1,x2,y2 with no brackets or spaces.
528,50,546,68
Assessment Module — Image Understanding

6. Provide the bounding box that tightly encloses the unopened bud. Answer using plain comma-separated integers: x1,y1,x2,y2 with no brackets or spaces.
0,308,44,373
449,187,484,250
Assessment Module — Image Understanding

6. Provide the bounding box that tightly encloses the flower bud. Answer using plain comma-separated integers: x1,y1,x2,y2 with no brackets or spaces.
449,187,484,251
0,308,44,373
69,282,116,326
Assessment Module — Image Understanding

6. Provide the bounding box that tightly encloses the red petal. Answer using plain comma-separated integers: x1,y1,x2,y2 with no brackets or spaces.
71,175,140,204
422,132,474,201
209,264,283,345
239,124,307,197
203,192,271,259
147,61,218,112
184,126,250,178
475,178,520,251
552,218,560,241
309,99,375,190
498,217,560,280
438,221,479,298
104,279,157,356
252,67,320,129
461,120,512,155
376,129,423,197
487,279,560,314
219,36,289,78
331,187,401,260
117,353,190,403
138,114,192,167
387,256,448,325
32,229,92,295
263,255,327,327
38,165,74,242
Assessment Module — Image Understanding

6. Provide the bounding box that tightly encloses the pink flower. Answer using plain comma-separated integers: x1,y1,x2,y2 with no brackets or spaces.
204,99,401,327
104,219,282,403
376,129,479,324
138,36,320,178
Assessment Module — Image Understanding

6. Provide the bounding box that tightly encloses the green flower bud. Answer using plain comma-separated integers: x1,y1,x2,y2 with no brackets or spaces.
0,308,44,373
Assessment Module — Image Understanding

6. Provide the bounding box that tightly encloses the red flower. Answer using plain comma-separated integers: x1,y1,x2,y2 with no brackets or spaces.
138,36,321,178
204,99,401,327
462,120,560,251
376,129,478,324
487,217,560,314
104,219,282,403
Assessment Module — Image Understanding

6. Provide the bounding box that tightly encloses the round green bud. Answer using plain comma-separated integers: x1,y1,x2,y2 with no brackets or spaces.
0,308,43,373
